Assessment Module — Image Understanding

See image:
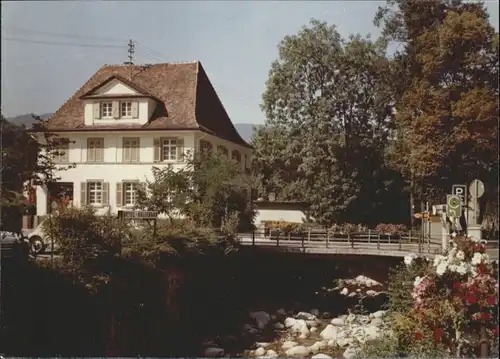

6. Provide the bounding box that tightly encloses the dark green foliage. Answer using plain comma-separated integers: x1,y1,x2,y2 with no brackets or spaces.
254,19,408,226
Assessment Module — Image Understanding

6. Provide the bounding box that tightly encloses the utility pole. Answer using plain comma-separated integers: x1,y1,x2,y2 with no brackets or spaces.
127,39,135,65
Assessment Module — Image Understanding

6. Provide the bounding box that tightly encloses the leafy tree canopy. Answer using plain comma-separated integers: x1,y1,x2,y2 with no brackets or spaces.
254,19,407,225
375,0,499,209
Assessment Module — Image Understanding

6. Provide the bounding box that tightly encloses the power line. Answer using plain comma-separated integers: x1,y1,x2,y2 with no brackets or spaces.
135,42,169,61
3,36,125,49
2,27,171,64
2,26,127,43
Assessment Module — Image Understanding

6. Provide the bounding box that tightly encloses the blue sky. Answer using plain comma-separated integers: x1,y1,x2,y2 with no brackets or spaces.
2,1,499,124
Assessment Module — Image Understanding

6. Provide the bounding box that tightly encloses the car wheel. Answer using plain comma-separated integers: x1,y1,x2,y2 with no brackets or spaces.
29,235,45,255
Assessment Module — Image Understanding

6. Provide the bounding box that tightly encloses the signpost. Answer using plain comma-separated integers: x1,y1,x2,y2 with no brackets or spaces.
469,179,485,200
468,179,485,241
452,184,467,206
414,212,430,220
447,195,461,218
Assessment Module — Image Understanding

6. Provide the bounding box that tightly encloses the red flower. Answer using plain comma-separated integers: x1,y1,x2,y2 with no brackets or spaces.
434,327,443,344
415,331,423,340
474,243,486,253
478,263,488,274
480,312,492,320
453,281,462,290
466,294,477,305
487,296,497,305
493,327,499,337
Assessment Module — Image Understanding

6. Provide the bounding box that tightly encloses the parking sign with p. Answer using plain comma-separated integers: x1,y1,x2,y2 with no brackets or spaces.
452,184,467,206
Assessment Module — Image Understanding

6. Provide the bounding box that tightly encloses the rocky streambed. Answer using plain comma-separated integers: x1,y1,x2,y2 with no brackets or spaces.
200,275,392,358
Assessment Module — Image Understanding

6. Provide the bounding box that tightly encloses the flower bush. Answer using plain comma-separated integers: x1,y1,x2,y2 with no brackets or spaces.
375,223,408,235
360,234,499,358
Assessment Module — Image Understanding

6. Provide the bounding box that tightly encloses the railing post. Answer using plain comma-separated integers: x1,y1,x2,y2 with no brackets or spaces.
368,229,371,244
252,229,255,247
478,325,490,358
276,230,280,247
377,232,380,250
388,234,391,244
349,232,354,248
398,233,402,250
301,232,305,251
308,228,311,242
326,228,329,248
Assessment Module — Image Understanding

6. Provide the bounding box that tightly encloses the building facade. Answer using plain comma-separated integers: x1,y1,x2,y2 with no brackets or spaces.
34,61,251,216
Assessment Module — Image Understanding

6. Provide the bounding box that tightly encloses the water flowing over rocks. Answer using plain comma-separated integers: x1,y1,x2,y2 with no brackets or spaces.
201,274,390,358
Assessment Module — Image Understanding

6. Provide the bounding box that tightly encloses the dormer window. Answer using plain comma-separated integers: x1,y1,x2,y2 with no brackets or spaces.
101,102,113,118
120,101,132,118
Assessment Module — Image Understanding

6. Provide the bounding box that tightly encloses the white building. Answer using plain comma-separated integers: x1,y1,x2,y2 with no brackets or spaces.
33,61,252,216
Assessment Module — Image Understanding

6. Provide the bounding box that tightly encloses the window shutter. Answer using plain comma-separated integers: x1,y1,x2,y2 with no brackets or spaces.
112,101,120,119
87,139,95,162
177,138,184,162
96,140,104,162
131,102,139,118
80,182,87,207
132,141,140,162
154,138,161,162
116,182,122,208
102,182,109,206
62,143,69,162
123,139,131,162
94,102,101,119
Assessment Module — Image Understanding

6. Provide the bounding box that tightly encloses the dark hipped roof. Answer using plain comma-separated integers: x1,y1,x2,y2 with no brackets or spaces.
42,61,250,147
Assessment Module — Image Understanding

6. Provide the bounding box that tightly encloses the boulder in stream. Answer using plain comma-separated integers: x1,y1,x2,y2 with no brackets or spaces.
254,347,266,357
282,340,299,350
285,345,310,357
312,354,333,359
295,311,317,321
203,347,225,357
250,311,271,329
320,324,339,341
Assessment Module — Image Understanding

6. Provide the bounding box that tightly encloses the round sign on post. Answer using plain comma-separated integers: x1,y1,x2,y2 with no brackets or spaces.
469,179,485,199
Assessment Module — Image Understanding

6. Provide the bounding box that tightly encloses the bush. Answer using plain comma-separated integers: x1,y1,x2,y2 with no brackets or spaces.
42,207,128,292
375,223,408,235
359,235,499,358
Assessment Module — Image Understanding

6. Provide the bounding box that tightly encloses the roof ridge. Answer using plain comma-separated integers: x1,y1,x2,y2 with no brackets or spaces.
47,64,109,124
102,61,199,68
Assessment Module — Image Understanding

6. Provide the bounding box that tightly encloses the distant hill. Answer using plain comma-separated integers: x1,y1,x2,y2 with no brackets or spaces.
7,113,259,143
7,113,53,127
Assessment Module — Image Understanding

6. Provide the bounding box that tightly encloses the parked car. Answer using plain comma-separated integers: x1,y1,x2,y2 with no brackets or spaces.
0,231,29,260
24,219,58,255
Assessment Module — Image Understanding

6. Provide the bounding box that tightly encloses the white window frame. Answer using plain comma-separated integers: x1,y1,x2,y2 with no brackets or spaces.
87,181,103,206
123,181,139,207
101,102,113,118
87,137,104,163
162,138,177,161
52,139,69,163
120,101,132,118
122,137,140,163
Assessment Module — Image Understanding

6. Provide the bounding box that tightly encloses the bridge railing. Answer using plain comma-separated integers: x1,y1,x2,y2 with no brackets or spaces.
236,229,443,255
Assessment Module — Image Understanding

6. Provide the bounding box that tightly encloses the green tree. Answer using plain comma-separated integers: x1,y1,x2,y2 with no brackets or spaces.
186,152,254,232
256,19,405,225
1,114,74,231
138,152,254,233
375,1,499,212
136,165,191,226
1,115,38,203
